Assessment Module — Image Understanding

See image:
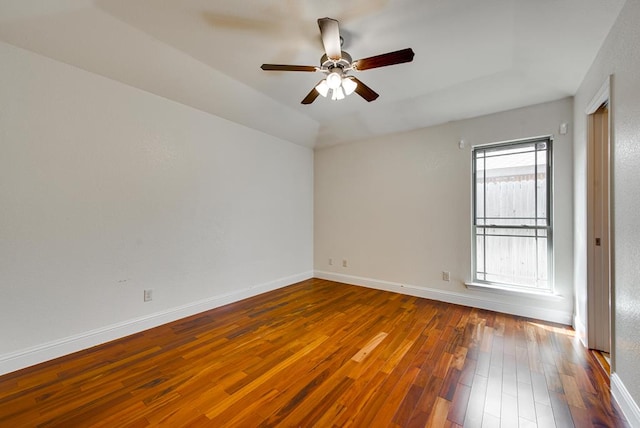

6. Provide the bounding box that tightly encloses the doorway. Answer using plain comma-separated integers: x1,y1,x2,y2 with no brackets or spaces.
586,85,612,357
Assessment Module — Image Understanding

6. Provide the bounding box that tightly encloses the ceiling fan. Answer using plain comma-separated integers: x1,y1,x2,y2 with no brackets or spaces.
260,18,415,104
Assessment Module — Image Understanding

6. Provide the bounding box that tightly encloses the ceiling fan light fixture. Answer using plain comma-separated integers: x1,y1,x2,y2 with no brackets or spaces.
315,80,330,97
342,77,357,95
326,72,342,90
261,18,414,104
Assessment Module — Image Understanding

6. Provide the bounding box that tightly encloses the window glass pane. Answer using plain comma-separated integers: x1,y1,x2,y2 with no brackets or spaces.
475,156,485,225
537,238,548,285
482,147,538,225
536,147,548,225
476,231,485,274
483,232,548,289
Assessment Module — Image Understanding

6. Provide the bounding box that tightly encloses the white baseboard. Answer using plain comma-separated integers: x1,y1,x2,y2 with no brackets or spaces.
0,271,313,376
314,271,572,325
611,372,640,428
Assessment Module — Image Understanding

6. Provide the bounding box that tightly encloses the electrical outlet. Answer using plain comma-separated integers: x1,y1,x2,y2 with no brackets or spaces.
329,258,333,266
144,289,153,302
342,259,348,268
442,271,450,281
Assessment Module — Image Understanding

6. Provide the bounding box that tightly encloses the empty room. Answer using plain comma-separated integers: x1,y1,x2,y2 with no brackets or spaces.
1,1,639,427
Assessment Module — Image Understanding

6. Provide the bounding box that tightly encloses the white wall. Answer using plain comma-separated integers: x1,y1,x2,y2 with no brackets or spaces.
315,98,574,324
0,41,313,374
574,0,640,424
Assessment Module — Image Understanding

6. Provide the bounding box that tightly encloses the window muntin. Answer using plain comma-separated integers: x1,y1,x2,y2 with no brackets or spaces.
473,138,552,291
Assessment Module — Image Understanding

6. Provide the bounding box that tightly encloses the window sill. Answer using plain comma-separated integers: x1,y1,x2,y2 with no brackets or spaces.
465,282,564,301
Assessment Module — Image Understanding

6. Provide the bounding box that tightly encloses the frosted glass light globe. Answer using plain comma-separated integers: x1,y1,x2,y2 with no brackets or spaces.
326,72,342,90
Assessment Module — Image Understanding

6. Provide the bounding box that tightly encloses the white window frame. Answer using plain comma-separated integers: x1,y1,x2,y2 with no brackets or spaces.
471,136,554,294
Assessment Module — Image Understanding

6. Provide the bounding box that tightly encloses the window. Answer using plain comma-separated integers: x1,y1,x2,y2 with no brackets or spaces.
472,137,552,292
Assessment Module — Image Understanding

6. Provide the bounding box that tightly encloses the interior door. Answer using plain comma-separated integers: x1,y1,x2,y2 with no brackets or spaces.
590,103,611,354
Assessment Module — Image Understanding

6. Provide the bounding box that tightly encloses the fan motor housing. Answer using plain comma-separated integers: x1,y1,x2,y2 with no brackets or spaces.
320,51,352,71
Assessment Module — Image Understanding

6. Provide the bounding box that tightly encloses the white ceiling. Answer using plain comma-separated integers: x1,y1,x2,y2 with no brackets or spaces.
0,0,625,149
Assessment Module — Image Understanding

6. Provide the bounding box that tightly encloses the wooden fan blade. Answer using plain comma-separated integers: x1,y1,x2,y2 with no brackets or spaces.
352,48,415,71
350,77,379,102
261,64,317,72
301,83,322,104
318,18,341,60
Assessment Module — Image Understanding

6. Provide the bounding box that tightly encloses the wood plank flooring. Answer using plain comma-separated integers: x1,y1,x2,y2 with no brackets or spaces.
0,278,629,427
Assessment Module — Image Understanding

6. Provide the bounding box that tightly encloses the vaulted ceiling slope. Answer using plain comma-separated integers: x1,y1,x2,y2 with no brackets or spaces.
0,0,625,149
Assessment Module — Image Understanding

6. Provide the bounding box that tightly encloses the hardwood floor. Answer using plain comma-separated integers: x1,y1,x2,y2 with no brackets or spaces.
592,351,611,377
0,278,629,427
